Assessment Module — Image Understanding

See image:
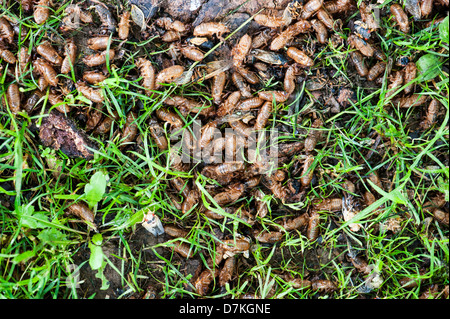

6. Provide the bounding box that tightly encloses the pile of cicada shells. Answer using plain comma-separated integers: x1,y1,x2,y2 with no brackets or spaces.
1,0,448,296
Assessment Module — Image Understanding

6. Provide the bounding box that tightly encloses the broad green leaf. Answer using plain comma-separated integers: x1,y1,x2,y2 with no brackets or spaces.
95,262,110,290
437,176,449,202
416,54,441,81
439,16,449,43
84,171,107,208
12,250,36,264
17,205,49,229
89,240,104,270
92,233,103,246
37,228,67,247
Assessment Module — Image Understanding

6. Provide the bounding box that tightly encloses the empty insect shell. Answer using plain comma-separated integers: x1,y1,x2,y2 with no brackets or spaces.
311,279,337,292
219,256,236,287
181,190,199,214
251,49,289,65
36,41,63,65
284,64,301,95
229,120,253,138
0,17,14,43
67,201,95,224
398,277,420,290
24,90,43,114
195,269,215,295
0,48,16,64
214,161,245,175
254,14,287,28
136,57,156,93
85,108,103,131
311,19,328,44
347,35,374,57
172,240,194,258
300,155,315,187
342,196,361,232
278,141,305,157
323,0,351,14
37,76,48,92
96,3,117,32
94,115,114,135
252,189,268,218
193,22,229,38
252,29,277,49
216,91,241,116
121,111,138,146
83,71,107,84
171,177,190,199
141,210,165,236
231,72,252,98
17,47,31,76
148,119,168,150
390,4,410,34
301,0,324,19
373,47,387,61
244,176,261,190
6,83,21,114
221,238,250,254
237,97,264,111
286,47,314,67
433,209,449,225
33,58,59,86
164,225,189,238
155,107,183,128
397,94,428,108
316,9,335,30
155,65,184,88
61,40,77,74
367,61,386,81
282,214,309,231
180,46,205,61
231,33,252,67
254,101,272,131
285,277,312,289
34,0,50,25
403,62,417,95
420,99,440,129
385,70,404,99
76,81,104,103
236,67,260,85
87,36,111,50
118,11,131,40
421,0,433,17
199,121,218,149
258,90,290,103
254,230,283,243
161,30,180,42
211,72,226,105
307,211,321,241
350,51,368,77
82,49,115,67
213,183,245,205
314,198,343,212
359,2,380,30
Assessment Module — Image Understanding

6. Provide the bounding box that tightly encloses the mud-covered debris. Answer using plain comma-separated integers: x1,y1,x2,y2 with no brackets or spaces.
39,110,98,160
162,0,204,23
336,87,357,107
192,0,291,26
130,0,160,20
